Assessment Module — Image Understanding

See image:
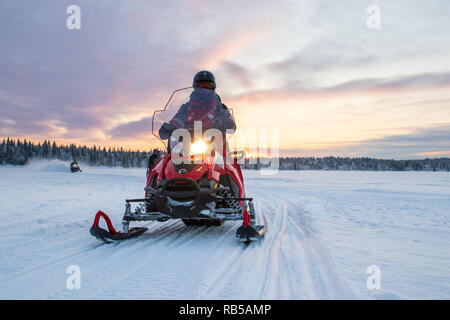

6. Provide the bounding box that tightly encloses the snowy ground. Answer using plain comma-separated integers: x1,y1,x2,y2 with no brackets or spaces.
0,160,449,299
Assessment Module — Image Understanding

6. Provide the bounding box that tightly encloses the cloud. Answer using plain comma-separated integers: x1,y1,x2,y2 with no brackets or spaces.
108,117,152,140
352,124,450,159
266,41,377,82
220,61,253,88
280,124,450,159
1,1,450,158
331,72,450,93
0,1,273,141
224,71,450,105
197,25,270,70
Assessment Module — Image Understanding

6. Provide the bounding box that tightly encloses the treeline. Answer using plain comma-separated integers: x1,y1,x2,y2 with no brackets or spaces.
0,138,159,168
245,156,450,171
1,138,449,171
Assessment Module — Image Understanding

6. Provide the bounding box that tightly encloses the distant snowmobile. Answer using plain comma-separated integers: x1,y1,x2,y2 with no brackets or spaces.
70,161,81,173
90,86,265,243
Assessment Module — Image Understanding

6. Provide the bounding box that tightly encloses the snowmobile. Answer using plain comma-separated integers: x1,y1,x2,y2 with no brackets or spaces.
70,161,81,172
90,87,265,243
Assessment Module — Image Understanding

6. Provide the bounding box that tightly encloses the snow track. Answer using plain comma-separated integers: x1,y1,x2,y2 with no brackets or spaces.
1,163,449,299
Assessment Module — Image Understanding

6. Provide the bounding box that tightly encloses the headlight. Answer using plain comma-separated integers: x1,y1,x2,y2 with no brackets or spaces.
190,140,207,155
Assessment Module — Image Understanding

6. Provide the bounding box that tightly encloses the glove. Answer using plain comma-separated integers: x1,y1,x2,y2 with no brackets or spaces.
158,122,175,140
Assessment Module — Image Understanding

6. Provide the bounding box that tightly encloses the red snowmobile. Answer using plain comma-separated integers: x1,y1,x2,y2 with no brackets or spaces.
90,87,265,243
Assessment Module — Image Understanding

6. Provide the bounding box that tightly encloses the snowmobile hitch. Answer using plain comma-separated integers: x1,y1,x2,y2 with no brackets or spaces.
90,210,147,244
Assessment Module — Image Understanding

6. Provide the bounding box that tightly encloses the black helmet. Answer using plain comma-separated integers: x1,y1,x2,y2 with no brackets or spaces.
193,70,216,89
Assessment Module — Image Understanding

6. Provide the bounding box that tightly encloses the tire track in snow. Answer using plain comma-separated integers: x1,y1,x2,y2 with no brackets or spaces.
0,217,174,283
256,200,287,299
284,198,354,299
245,187,353,299
89,222,239,299
186,203,272,299
0,219,202,298
246,190,317,299
191,196,275,299
253,193,314,299
196,196,287,299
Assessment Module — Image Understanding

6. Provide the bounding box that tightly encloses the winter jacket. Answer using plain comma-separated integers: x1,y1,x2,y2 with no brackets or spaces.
169,88,236,132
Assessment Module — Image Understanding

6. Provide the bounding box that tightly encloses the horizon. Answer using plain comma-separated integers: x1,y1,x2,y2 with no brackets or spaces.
2,136,449,161
1,1,449,159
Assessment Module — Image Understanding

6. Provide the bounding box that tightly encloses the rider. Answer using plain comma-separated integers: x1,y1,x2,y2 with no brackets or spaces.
159,71,236,139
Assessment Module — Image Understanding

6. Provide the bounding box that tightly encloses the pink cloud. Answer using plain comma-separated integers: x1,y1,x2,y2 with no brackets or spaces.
194,24,271,70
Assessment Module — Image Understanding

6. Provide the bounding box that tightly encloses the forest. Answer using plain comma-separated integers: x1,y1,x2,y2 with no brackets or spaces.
1,138,449,171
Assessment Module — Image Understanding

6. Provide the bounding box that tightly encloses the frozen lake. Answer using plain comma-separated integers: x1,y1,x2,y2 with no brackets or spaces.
0,161,449,299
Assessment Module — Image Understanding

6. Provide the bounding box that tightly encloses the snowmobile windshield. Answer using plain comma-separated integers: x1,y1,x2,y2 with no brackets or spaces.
152,87,235,149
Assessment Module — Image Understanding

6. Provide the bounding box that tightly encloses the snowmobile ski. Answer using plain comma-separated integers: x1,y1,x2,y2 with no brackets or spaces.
236,225,265,242
90,211,147,243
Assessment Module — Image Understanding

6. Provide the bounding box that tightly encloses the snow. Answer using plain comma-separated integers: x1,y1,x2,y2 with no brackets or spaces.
0,160,449,299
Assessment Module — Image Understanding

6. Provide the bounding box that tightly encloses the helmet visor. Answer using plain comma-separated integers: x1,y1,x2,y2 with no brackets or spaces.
196,81,214,89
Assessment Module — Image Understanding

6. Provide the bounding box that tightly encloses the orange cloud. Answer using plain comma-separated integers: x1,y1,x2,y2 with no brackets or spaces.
196,25,271,70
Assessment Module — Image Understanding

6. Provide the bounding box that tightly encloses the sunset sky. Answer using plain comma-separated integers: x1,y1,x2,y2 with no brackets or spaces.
1,0,449,158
